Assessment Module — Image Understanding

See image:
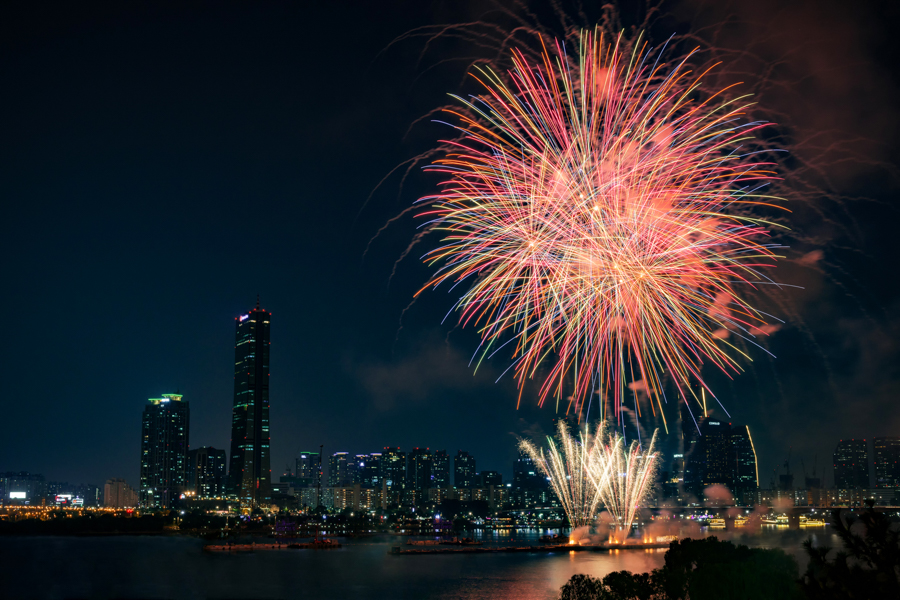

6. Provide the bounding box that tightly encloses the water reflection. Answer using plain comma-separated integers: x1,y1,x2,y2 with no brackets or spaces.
2,527,827,600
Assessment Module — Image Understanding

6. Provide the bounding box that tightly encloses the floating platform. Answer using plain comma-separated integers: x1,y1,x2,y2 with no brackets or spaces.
390,541,669,555
204,541,341,552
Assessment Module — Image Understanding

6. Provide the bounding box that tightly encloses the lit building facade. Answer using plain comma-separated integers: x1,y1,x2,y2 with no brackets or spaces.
454,450,476,488
382,447,406,499
407,448,433,491
295,451,321,487
0,472,46,504
140,394,190,508
432,450,450,488
480,470,502,487
227,303,272,507
188,447,227,497
874,437,900,488
360,453,382,489
328,452,352,487
732,426,759,502
833,439,869,489
682,417,758,502
104,478,139,508
699,419,732,488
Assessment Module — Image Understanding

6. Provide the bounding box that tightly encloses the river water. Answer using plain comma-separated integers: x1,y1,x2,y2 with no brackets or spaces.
1,529,831,599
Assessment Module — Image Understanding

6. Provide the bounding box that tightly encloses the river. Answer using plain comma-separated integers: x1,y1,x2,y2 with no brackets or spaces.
1,528,832,599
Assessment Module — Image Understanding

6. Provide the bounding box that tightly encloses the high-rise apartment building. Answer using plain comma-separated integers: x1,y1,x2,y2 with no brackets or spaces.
382,447,406,493
360,453,382,489
228,302,272,507
454,450,476,488
481,471,503,487
140,394,190,508
513,450,544,488
188,447,227,497
432,450,450,488
295,451,321,487
104,478,139,508
874,437,900,488
407,448,433,491
834,439,869,489
329,452,352,487
329,452,351,487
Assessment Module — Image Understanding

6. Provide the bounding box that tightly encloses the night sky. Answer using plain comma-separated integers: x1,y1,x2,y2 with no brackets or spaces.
2,0,898,491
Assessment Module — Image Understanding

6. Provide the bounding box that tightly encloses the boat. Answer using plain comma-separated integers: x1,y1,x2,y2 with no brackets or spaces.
406,538,440,546
708,518,726,528
440,536,482,546
288,538,341,549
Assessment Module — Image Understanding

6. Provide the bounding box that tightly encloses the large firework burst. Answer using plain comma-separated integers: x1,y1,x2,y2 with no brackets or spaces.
416,31,784,426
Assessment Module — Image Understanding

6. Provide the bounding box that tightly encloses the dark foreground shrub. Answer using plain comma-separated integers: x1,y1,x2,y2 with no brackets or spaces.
559,537,802,600
801,503,900,600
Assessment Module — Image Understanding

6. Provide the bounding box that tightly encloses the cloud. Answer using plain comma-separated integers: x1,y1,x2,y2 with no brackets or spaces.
350,340,492,411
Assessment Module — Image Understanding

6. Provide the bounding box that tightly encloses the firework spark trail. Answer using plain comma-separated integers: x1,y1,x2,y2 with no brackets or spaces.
416,30,785,427
519,420,605,530
589,429,659,542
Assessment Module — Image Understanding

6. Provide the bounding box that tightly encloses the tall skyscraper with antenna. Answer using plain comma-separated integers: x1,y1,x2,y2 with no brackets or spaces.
228,299,272,507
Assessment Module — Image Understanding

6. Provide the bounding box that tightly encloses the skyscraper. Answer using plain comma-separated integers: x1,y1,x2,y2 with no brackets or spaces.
407,448,433,491
834,439,869,489
228,302,272,507
874,437,900,488
140,394,190,508
454,450,476,488
360,453,382,489
432,450,450,488
480,470,502,487
731,426,759,505
699,420,733,489
681,417,758,501
512,450,544,488
352,455,368,485
328,452,351,487
188,447,227,497
295,451,321,487
382,447,406,498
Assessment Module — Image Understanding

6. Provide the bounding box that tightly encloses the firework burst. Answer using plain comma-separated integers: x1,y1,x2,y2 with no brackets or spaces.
416,30,784,426
519,421,605,530
589,430,659,542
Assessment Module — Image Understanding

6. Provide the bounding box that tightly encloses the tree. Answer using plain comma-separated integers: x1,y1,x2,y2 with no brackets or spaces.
558,537,801,600
801,503,900,600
